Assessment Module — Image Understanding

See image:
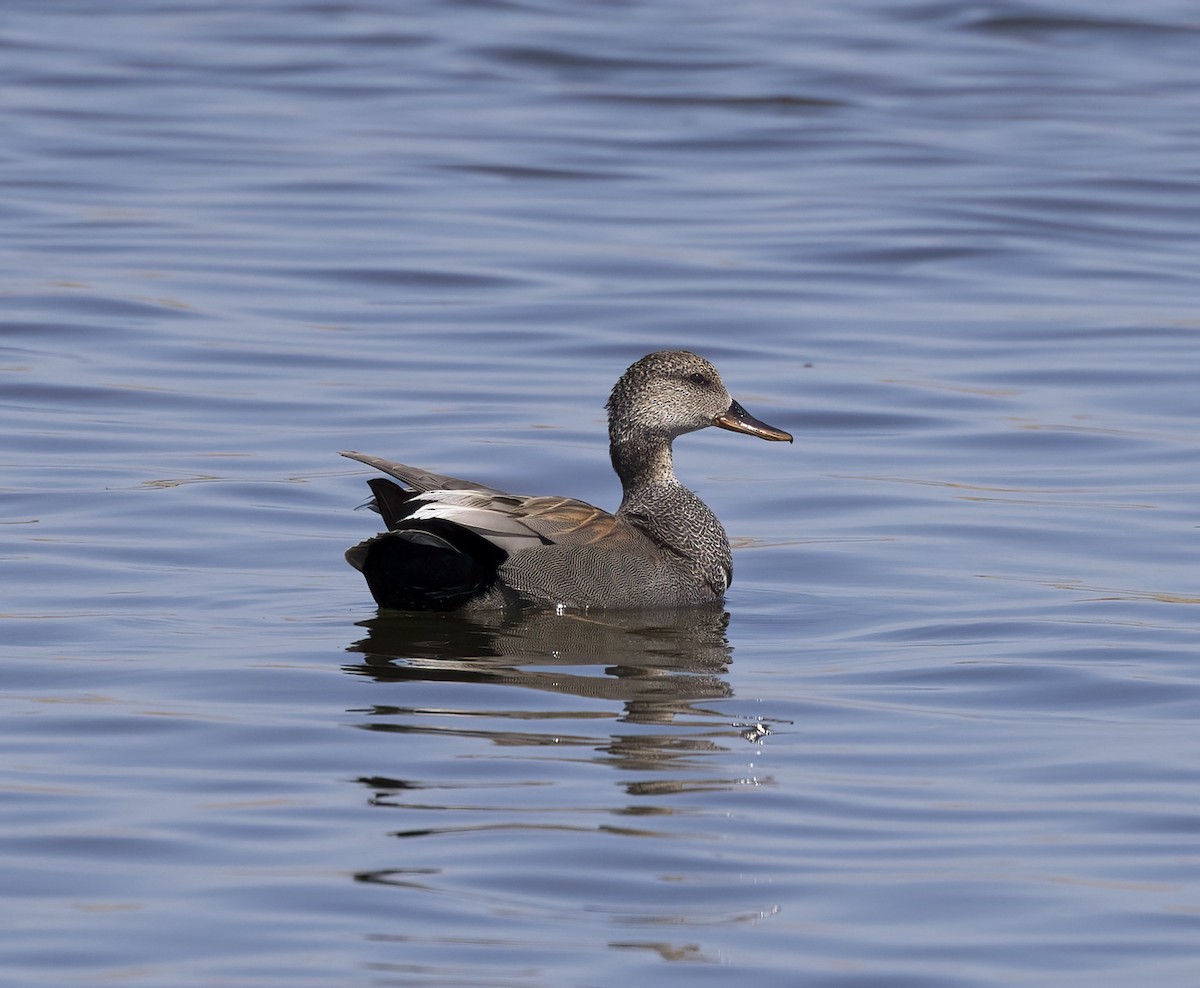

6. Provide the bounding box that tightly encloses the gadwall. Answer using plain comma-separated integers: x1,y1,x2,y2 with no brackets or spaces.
342,350,791,612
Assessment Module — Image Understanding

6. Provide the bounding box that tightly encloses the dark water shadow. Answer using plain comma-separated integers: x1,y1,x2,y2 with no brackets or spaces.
344,604,734,727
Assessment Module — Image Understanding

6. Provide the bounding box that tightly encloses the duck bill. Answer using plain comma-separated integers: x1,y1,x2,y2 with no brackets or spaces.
713,399,793,442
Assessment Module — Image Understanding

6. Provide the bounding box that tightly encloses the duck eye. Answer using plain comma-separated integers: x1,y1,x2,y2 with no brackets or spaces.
687,372,710,386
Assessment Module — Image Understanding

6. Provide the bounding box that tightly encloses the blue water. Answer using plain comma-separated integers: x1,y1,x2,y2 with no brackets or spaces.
2,1,1199,985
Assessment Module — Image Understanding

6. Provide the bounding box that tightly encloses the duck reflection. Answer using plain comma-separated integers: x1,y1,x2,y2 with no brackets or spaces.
344,603,734,728
343,604,773,914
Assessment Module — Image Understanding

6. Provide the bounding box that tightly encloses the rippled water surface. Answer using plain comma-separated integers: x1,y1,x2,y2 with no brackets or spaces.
3,1,1199,985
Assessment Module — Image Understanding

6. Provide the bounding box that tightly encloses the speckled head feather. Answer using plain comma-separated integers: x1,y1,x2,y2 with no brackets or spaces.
342,350,791,612
607,351,733,440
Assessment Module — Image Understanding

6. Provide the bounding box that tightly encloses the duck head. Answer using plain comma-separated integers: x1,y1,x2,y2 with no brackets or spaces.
607,350,793,445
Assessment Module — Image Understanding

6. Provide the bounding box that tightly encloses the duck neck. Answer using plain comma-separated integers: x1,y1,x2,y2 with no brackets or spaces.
610,430,679,504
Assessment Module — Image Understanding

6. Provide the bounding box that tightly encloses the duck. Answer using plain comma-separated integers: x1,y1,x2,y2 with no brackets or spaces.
342,350,791,612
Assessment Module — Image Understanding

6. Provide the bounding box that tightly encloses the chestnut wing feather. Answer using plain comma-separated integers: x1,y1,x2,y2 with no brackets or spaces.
508,496,626,546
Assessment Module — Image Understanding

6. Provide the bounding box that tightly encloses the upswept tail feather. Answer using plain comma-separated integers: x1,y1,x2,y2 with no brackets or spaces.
340,450,501,494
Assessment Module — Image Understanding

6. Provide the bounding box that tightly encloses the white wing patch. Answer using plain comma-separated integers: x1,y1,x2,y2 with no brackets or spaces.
407,491,547,555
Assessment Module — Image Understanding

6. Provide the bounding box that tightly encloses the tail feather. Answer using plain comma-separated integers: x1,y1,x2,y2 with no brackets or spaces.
366,478,418,531
348,523,507,611
340,451,501,494
342,452,515,610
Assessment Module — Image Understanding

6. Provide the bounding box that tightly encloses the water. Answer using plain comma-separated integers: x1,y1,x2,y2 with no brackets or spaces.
2,1,1199,985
